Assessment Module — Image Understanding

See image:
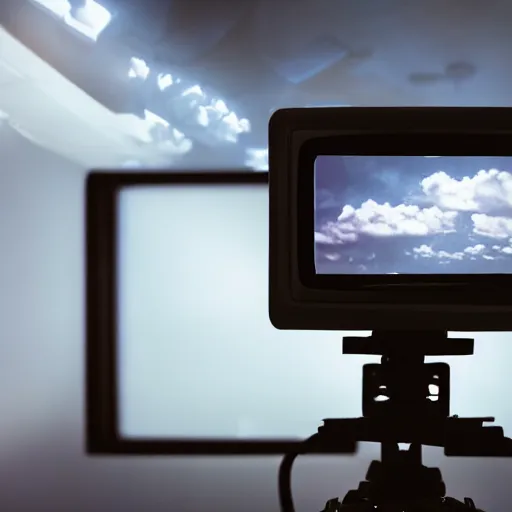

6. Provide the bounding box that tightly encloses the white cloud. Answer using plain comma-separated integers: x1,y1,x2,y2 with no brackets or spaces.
471,213,512,239
157,73,174,91
317,200,458,244
412,243,494,262
491,239,512,254
412,245,435,257
463,244,485,256
316,167,512,268
315,227,357,244
245,148,268,171
412,244,464,260
314,232,333,244
128,57,150,80
438,250,465,260
177,87,251,143
421,169,512,214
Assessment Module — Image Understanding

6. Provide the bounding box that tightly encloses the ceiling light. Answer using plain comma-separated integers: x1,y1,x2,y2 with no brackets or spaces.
32,0,112,41
32,0,69,17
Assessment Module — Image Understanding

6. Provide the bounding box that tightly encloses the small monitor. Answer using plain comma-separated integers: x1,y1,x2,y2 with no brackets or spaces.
269,107,512,332
314,155,512,276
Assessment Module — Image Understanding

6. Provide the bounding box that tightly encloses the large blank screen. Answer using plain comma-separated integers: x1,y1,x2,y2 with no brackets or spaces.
117,183,360,439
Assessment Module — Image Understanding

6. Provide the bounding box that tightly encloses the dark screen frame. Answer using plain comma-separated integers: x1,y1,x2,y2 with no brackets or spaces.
297,133,512,306
86,170,355,455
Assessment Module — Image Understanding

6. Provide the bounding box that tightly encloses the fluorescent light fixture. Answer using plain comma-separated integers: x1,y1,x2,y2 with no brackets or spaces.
32,0,69,17
32,0,112,41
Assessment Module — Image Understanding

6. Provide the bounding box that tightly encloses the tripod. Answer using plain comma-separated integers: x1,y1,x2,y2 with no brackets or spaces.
278,331,512,512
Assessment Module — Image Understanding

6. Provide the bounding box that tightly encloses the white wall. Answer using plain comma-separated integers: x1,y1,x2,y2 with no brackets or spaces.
1,124,512,511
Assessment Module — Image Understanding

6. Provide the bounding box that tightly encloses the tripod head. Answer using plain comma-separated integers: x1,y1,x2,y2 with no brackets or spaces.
278,331,512,512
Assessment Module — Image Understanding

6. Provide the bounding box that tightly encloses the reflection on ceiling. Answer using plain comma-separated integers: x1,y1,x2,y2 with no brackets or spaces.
0,25,192,168
1,0,512,170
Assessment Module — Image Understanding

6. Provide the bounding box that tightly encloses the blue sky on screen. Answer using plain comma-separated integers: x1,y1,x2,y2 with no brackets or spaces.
314,156,512,274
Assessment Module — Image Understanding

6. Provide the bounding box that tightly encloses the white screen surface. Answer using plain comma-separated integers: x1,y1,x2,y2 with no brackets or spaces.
117,183,363,439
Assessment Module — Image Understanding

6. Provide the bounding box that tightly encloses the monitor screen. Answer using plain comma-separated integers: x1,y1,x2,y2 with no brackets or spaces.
314,155,512,275
116,182,349,440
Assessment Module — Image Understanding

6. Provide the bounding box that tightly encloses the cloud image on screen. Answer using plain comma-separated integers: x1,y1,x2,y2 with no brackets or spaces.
314,155,512,274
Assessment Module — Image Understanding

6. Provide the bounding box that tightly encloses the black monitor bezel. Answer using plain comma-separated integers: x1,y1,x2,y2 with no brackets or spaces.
86,170,355,455
296,133,512,306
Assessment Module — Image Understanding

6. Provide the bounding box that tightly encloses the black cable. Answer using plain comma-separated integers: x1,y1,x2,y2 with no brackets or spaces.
278,434,319,512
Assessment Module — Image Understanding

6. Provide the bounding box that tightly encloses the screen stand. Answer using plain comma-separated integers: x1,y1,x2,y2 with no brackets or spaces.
311,330,510,511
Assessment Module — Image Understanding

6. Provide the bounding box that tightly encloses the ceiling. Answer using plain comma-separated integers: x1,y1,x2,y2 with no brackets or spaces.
2,0,512,170
0,26,188,169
